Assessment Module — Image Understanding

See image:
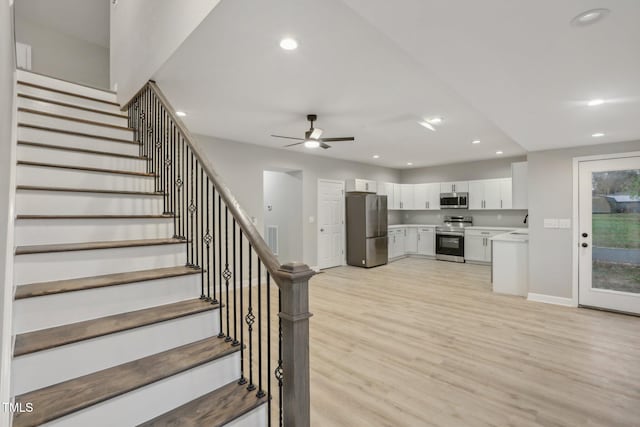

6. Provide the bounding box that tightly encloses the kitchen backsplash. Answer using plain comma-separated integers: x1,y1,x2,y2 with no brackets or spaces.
388,209,528,227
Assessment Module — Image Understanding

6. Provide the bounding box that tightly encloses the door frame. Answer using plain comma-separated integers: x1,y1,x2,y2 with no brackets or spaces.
317,179,346,270
571,151,640,307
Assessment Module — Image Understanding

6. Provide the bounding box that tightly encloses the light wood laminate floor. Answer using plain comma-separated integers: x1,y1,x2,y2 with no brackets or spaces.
305,258,640,427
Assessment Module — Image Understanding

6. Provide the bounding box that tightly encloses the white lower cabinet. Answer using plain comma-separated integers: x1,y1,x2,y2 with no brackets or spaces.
464,229,510,262
405,228,418,254
417,227,435,256
388,226,435,260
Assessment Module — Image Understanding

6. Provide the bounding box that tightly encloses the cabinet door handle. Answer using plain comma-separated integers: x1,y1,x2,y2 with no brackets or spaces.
501,200,503,208
425,201,428,209
365,182,369,191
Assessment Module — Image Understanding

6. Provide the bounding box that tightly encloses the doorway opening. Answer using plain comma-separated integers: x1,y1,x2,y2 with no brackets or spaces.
263,170,303,264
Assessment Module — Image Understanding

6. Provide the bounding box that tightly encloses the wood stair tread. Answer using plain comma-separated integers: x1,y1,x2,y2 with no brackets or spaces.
17,185,163,196
17,140,147,160
14,299,219,357
18,123,137,144
18,107,134,131
15,266,200,299
17,160,155,177
139,381,267,427
17,80,120,106
17,93,128,118
13,337,237,427
15,237,186,255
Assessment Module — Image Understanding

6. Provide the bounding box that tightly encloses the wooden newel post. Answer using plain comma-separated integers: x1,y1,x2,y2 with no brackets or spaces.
277,262,315,427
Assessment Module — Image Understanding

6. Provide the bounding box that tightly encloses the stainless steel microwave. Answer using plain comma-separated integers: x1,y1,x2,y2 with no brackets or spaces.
439,192,468,209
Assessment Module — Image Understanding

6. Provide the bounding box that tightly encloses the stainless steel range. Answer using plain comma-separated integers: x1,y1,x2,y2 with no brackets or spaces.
436,215,473,263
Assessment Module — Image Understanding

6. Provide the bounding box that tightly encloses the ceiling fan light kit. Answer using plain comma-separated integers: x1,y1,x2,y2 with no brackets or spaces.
272,114,355,150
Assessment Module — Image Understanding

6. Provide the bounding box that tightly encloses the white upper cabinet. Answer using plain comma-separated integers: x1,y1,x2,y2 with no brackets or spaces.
440,181,468,193
511,161,528,209
414,183,440,210
399,184,414,210
346,179,377,193
468,178,512,210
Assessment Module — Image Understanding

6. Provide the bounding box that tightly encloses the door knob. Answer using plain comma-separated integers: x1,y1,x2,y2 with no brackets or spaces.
320,228,325,232
582,233,588,238
581,242,588,248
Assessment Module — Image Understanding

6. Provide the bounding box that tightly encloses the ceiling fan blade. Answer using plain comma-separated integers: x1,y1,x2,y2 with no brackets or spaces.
283,141,305,147
320,142,331,149
319,137,355,142
271,134,304,141
310,127,323,140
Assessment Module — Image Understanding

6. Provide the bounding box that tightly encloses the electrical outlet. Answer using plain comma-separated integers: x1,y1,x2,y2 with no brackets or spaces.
558,218,571,229
308,216,315,223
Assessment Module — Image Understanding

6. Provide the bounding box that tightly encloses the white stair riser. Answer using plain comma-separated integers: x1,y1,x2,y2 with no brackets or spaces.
16,191,164,216
17,84,121,115
17,144,146,173
15,217,174,246
14,274,201,334
41,353,239,427
18,125,139,156
226,405,268,427
17,70,118,103
17,165,155,192
18,97,128,127
12,310,221,395
14,244,186,285
19,111,133,141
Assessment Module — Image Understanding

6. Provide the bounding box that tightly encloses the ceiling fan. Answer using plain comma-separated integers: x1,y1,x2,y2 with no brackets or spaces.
271,114,355,149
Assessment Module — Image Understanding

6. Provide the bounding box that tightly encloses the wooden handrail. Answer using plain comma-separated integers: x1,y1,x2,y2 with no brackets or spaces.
145,81,301,284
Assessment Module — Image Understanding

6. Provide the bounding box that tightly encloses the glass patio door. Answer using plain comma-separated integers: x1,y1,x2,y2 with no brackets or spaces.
578,156,640,314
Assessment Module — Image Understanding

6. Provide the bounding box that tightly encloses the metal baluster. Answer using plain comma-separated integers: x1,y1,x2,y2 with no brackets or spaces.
212,187,217,304
171,124,177,233
176,135,184,239
257,261,265,398
277,289,283,427
267,272,272,426
217,194,224,339
204,179,211,301
246,246,256,391
238,230,246,385
232,219,239,346
192,155,198,268
224,207,232,342
186,149,192,266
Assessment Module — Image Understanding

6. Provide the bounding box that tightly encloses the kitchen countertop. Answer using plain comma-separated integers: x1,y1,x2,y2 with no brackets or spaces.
465,226,528,231
388,224,438,229
491,229,529,242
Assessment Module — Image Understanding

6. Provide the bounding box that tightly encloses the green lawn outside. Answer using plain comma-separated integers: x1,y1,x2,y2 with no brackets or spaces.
592,213,640,249
593,261,640,294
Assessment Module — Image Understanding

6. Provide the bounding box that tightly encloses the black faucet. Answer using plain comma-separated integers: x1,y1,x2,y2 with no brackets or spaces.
523,214,528,224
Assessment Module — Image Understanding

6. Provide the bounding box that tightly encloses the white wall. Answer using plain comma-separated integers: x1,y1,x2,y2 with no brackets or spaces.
528,140,640,299
263,170,303,264
14,17,109,88
110,0,220,103
399,155,528,227
0,0,16,419
192,135,400,267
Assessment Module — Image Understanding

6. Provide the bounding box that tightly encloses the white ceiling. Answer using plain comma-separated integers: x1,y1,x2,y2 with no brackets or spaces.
155,0,640,168
16,0,109,48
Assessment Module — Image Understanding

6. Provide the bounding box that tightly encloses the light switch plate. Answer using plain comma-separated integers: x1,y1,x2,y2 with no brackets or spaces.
558,219,571,229
544,218,559,228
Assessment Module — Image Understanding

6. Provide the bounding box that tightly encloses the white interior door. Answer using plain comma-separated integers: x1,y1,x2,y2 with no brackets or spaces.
318,179,345,269
578,155,640,314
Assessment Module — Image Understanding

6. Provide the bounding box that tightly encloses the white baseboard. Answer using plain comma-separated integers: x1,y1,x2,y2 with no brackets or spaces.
527,293,576,307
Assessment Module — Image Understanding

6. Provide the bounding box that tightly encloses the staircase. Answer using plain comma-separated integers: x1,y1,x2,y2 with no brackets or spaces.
9,71,273,426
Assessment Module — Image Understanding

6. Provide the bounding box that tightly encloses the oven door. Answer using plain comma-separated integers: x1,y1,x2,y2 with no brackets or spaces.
436,232,465,258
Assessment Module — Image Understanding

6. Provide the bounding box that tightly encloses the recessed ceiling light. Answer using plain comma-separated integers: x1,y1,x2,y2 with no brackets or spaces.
279,38,298,50
472,140,481,144
176,111,187,117
592,132,605,138
418,121,436,132
304,139,320,148
407,162,413,166
571,9,610,27
373,155,380,159
496,151,503,155
426,117,443,125
587,99,605,107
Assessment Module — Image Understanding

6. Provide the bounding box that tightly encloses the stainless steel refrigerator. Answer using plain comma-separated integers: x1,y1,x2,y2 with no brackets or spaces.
346,192,388,268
